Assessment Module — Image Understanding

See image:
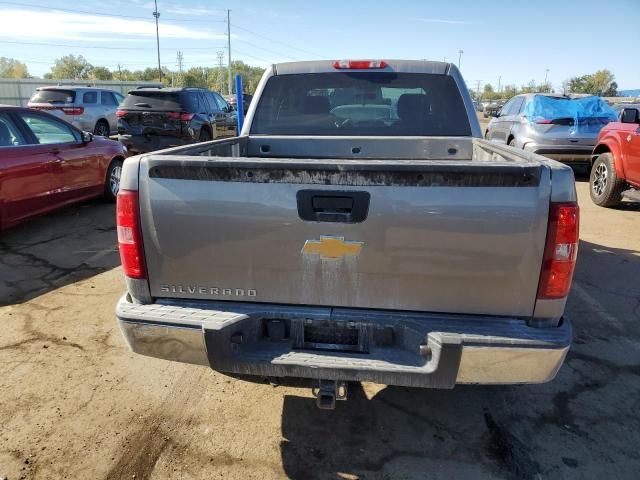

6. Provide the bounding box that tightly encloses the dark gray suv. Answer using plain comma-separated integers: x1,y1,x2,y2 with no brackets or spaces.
116,87,237,154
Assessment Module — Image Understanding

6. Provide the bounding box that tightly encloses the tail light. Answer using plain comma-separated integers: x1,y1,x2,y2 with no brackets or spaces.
167,111,195,121
537,203,579,299
61,107,84,115
116,190,147,279
116,109,128,118
333,60,388,69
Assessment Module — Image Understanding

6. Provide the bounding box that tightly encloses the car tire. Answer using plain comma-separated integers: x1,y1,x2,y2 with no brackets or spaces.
589,153,626,208
94,120,110,137
104,158,123,202
199,128,212,142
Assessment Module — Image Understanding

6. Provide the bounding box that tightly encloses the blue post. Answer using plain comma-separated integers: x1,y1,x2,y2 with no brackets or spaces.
235,74,244,133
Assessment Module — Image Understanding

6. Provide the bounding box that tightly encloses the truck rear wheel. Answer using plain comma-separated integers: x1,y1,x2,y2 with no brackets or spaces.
590,153,626,207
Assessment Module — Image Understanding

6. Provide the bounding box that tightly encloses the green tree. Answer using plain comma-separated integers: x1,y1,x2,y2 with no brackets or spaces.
229,60,265,94
49,55,93,80
0,57,30,78
90,66,113,80
568,70,617,96
519,80,538,94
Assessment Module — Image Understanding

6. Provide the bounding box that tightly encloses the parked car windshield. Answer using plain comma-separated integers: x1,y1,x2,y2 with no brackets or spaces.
121,91,182,111
29,89,75,104
251,72,471,136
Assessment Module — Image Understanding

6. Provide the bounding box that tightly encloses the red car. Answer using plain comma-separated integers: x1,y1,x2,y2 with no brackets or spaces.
0,105,126,230
590,107,640,207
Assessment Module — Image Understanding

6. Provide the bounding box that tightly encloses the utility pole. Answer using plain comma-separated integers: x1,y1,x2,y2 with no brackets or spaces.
497,76,501,93
153,0,162,82
216,50,225,93
118,64,122,81
458,49,464,69
227,9,232,96
176,51,184,87
475,80,481,100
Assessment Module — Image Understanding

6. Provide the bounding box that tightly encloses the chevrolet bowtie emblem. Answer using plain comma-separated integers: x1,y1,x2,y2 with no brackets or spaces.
302,236,364,260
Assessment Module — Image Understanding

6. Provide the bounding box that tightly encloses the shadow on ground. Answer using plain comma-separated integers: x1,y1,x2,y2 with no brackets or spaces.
0,200,119,306
279,240,640,480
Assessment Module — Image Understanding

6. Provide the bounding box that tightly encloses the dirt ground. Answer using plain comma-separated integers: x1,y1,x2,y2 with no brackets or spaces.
1,179,639,480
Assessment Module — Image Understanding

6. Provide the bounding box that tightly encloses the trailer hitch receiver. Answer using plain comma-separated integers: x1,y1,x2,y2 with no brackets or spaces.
312,380,348,410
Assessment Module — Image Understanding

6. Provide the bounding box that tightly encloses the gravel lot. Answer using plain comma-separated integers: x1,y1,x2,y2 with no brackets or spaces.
1,179,639,480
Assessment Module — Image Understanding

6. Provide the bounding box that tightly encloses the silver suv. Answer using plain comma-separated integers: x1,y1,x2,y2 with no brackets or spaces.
485,93,617,166
28,86,125,137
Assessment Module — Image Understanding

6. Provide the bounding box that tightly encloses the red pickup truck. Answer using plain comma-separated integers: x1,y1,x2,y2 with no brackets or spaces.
590,107,640,207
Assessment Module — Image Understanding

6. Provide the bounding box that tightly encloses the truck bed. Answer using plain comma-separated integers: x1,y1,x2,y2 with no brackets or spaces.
125,135,572,321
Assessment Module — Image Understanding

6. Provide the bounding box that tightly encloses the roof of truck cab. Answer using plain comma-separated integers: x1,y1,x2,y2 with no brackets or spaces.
273,60,453,76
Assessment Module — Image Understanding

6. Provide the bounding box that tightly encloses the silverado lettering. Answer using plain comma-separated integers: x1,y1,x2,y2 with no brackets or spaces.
160,285,257,297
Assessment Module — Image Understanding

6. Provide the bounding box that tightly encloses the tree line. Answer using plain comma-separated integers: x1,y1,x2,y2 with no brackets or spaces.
470,69,619,101
0,55,265,94
1,56,622,98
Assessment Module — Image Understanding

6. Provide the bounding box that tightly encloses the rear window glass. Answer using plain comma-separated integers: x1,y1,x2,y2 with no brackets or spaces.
251,72,471,136
30,89,75,104
122,91,182,110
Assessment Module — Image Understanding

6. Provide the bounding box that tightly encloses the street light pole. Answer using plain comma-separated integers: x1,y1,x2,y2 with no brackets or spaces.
544,68,549,91
458,49,464,69
153,0,162,82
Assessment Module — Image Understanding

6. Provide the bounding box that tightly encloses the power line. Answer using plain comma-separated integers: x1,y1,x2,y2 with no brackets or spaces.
0,1,226,23
234,38,299,61
232,49,273,64
231,23,324,59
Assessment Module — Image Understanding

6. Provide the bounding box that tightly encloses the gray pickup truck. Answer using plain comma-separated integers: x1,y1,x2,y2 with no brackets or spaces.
115,60,578,409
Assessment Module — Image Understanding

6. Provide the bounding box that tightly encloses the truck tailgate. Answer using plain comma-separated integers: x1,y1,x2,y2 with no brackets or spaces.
138,157,550,318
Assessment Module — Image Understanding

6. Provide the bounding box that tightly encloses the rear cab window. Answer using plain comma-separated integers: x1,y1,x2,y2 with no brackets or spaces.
251,72,471,136
29,89,76,105
122,91,183,111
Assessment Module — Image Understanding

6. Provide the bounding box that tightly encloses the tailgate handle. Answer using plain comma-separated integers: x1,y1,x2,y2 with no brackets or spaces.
297,190,370,223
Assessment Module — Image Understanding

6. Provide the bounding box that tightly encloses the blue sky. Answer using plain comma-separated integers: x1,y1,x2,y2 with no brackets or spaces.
1,0,639,89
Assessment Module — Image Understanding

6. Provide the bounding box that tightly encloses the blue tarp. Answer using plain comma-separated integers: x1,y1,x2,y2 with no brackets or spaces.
523,95,617,123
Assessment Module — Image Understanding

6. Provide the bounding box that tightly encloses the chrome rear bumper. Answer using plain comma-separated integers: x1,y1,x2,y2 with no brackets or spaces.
116,295,571,387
